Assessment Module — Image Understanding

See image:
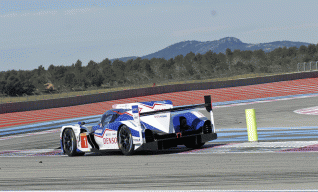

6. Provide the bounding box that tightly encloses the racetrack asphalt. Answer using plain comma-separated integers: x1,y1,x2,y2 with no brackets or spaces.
0,78,318,190
1,150,318,190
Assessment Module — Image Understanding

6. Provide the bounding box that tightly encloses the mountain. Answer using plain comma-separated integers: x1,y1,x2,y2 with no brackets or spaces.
110,37,310,62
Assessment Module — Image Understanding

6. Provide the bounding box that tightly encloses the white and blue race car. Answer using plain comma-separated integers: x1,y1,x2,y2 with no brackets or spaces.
60,95,217,156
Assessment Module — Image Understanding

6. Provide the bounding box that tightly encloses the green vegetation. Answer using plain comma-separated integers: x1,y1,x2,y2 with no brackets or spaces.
1,44,318,104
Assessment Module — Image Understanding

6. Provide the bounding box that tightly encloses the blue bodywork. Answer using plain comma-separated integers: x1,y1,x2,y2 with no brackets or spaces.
172,112,208,132
90,100,207,137
91,101,174,137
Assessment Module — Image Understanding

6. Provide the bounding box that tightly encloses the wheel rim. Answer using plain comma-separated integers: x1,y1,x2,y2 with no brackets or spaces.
63,130,73,153
119,128,132,152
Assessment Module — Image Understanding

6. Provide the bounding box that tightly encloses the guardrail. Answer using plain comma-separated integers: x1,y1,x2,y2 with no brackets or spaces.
297,61,318,72
1,70,318,114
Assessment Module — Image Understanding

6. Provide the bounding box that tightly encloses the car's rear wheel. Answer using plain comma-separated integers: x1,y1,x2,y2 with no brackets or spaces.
62,128,84,157
118,125,135,155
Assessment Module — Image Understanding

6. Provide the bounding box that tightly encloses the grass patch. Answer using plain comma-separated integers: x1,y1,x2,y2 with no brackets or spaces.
0,71,302,104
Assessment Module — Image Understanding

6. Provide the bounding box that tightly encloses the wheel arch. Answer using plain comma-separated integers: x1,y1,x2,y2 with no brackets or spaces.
61,126,80,139
60,126,81,153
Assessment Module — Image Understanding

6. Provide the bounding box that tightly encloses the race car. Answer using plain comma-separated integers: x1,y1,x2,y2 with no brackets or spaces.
60,95,217,156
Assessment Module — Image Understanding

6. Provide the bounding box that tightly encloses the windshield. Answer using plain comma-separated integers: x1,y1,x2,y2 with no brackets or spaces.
100,109,129,127
101,114,112,126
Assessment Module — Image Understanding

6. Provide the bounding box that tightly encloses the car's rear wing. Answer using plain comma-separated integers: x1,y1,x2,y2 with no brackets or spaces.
132,95,215,144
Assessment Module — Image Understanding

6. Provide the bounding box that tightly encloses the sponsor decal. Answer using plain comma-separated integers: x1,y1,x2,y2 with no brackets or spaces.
132,105,139,113
103,137,117,144
154,115,167,118
80,133,88,148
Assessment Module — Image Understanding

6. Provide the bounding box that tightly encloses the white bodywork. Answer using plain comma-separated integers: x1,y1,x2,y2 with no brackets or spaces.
61,101,214,153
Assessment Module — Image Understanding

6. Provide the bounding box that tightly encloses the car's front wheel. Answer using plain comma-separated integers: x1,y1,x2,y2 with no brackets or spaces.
118,125,135,155
62,128,84,157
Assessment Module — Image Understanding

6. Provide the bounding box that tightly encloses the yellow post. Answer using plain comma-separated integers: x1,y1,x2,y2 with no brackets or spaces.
245,109,258,142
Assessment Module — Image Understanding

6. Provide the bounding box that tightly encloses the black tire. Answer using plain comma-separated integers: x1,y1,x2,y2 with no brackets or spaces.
118,125,135,155
184,141,205,149
62,128,85,157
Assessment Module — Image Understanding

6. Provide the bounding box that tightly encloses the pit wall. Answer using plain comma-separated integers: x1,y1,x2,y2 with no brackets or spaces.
1,71,318,114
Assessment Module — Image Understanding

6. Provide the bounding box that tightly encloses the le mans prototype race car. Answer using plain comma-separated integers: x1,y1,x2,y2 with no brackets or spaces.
60,95,217,156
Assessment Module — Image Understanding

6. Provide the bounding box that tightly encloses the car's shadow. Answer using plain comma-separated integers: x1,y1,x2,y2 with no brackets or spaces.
83,143,227,156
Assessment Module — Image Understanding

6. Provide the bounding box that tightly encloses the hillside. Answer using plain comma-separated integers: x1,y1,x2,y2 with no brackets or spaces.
111,37,310,62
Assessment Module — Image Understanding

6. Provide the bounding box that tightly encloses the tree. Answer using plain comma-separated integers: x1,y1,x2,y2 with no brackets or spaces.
215,53,228,73
247,64,256,72
149,58,166,80
173,55,185,78
226,48,233,71
234,61,246,71
51,66,67,83
112,60,126,79
64,72,75,86
184,52,196,76
140,59,155,80
5,75,23,96
22,81,36,95
233,49,241,57
307,44,317,55
84,60,99,86
241,50,253,61
253,49,266,60
73,75,89,88
0,80,6,94
100,58,111,68
92,74,104,87
74,60,83,74
48,64,55,72
201,50,217,76
4,70,18,80
101,60,115,86
37,65,46,76
226,48,233,57
131,57,142,71
299,45,308,54
287,47,297,57
159,58,174,79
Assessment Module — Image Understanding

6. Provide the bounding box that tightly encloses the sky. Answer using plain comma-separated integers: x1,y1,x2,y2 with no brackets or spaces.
1,0,318,72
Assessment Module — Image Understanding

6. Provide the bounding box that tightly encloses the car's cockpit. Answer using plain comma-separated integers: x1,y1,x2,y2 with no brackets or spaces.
100,109,130,127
